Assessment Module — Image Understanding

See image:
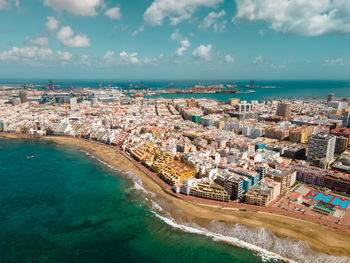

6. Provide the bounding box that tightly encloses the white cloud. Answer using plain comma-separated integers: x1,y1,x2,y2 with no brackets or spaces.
192,44,212,60
0,46,72,63
0,0,19,9
44,0,102,16
119,51,139,64
29,37,49,46
175,39,191,56
81,54,91,66
57,26,90,47
170,29,183,41
56,50,72,64
324,58,345,66
225,54,234,63
144,0,224,26
234,0,350,36
252,55,262,64
199,10,227,32
131,25,145,36
104,7,121,20
0,0,9,9
103,50,115,61
46,16,59,31
37,48,53,60
0,46,40,61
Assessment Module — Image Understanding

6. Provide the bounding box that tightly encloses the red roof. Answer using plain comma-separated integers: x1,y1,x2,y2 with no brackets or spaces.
290,192,302,199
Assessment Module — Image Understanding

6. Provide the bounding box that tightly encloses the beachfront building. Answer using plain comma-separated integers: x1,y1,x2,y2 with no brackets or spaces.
245,184,273,206
267,169,296,194
159,161,195,185
190,180,229,202
216,170,243,200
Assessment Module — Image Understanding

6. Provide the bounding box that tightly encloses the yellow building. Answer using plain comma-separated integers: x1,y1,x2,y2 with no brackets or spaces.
159,161,195,185
289,125,312,144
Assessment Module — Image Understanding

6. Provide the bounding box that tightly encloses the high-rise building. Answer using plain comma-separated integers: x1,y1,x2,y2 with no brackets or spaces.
308,133,336,163
342,111,350,128
224,175,243,200
19,91,28,103
327,93,334,102
70,97,78,111
276,103,291,117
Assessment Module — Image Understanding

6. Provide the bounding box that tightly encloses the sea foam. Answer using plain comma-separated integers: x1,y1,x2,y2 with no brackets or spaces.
79,148,350,263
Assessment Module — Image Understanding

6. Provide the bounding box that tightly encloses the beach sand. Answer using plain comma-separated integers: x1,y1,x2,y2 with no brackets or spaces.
2,133,350,258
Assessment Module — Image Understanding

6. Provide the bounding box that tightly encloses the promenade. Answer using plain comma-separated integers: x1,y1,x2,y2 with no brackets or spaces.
116,146,350,235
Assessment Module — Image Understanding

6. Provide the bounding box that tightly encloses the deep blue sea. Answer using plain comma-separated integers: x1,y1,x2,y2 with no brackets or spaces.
1,79,350,101
0,138,269,263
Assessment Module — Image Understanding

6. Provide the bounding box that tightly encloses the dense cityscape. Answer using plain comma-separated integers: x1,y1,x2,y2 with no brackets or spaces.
1,84,350,233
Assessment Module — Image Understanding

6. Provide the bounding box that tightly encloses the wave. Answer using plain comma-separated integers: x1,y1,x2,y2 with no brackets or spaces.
78,149,350,263
152,211,293,263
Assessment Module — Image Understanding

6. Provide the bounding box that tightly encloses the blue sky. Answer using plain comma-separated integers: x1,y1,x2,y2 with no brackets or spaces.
0,0,350,79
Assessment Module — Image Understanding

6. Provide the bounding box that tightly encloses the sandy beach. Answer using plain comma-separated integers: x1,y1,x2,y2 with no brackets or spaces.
1,133,350,258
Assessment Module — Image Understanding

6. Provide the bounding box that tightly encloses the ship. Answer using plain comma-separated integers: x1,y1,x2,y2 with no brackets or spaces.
244,80,260,89
226,81,238,89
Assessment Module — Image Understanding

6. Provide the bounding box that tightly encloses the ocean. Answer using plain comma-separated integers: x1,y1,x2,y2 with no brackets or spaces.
1,139,349,263
0,138,268,263
1,79,350,101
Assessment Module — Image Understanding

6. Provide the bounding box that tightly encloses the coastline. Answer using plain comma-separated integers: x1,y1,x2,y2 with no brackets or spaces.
1,133,350,259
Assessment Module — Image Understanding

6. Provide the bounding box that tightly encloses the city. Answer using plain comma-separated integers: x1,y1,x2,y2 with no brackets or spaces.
1,85,350,234
2,0,350,262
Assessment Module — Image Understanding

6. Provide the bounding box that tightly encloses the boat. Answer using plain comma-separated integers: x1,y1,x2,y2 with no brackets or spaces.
26,155,36,159
244,80,260,89
226,81,238,89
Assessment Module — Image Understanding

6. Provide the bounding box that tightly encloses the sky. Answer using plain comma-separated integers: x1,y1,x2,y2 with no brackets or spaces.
0,0,350,79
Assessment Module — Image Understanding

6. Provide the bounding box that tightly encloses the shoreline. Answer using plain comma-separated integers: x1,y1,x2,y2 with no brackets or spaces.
1,133,350,258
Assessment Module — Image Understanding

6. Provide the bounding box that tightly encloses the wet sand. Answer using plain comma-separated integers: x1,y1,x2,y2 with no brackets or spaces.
2,133,350,258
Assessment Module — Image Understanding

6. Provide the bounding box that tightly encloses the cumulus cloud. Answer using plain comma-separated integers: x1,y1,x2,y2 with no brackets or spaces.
0,46,42,61
170,29,182,41
199,10,227,32
175,39,191,56
144,0,224,26
0,0,19,9
192,44,212,60
46,16,59,31
44,0,102,16
28,37,49,46
103,50,115,61
57,26,90,47
169,29,191,56
234,0,350,36
56,50,72,63
225,54,234,63
252,55,262,64
131,25,145,36
81,54,91,66
104,7,121,20
103,50,158,65
0,0,9,9
119,51,139,64
323,58,345,66
0,46,72,64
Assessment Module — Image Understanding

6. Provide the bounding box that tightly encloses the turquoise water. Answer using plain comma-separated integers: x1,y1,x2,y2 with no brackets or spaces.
2,79,350,101
0,138,266,263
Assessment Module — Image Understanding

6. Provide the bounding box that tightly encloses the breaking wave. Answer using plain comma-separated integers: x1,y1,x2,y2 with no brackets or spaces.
152,211,291,262
151,212,350,263
79,149,350,263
